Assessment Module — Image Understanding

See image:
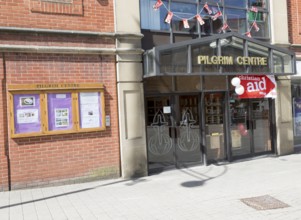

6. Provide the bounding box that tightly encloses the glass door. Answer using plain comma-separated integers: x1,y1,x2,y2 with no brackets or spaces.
146,96,174,172
204,92,226,162
146,95,203,173
176,95,202,166
230,97,272,158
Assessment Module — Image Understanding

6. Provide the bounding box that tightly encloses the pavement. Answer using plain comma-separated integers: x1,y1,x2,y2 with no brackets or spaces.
1,153,301,220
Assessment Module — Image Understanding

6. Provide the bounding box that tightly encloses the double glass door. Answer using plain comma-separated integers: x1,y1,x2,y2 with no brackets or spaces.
146,95,202,172
230,98,273,158
146,94,274,172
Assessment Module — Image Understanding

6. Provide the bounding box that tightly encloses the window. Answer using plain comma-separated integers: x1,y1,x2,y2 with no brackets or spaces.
140,0,270,39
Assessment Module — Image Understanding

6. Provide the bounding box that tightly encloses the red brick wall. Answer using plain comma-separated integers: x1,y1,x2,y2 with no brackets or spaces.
0,0,114,32
0,0,119,190
287,0,301,55
1,53,120,190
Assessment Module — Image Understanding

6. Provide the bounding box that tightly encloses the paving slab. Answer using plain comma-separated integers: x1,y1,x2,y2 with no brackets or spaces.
0,154,301,219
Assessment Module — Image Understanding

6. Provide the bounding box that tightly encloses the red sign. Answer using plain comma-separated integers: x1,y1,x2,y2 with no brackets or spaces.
237,75,276,99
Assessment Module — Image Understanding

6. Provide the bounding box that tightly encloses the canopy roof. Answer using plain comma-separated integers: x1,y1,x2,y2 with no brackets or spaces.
143,32,296,78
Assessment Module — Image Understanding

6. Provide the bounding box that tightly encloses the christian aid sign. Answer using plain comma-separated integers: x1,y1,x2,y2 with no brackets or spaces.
232,75,277,99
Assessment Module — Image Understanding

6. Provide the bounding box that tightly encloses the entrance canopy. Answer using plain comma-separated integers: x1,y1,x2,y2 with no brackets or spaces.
143,32,296,78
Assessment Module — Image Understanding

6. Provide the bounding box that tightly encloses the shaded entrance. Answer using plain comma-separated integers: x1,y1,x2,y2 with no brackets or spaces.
230,97,274,158
146,95,203,173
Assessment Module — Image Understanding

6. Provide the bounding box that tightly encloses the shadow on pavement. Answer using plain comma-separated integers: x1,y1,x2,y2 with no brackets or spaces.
180,164,228,188
0,178,147,210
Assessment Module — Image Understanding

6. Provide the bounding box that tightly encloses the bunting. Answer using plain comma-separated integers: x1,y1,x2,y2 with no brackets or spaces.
152,0,262,38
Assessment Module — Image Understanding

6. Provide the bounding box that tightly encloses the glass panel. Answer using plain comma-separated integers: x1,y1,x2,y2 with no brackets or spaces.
292,79,301,147
221,37,245,73
230,97,252,156
171,2,198,33
225,8,247,34
199,18,211,35
248,42,270,73
48,93,73,131
177,95,202,164
148,50,154,74
273,50,293,74
249,12,269,38
146,97,174,172
251,100,271,153
203,75,227,90
224,0,246,8
160,47,188,73
144,76,173,94
205,0,222,4
140,0,169,31
205,93,225,161
248,0,268,9
175,76,202,92
191,41,218,73
13,94,41,134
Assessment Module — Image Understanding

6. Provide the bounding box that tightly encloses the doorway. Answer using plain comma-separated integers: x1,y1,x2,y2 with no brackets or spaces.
146,95,203,173
229,97,273,159
204,92,226,162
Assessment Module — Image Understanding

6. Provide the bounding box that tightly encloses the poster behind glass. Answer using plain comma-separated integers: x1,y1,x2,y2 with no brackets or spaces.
294,98,301,136
13,94,41,134
79,92,102,129
48,93,73,131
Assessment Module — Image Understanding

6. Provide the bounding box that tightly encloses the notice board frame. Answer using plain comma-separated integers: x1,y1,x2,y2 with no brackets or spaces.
8,83,106,138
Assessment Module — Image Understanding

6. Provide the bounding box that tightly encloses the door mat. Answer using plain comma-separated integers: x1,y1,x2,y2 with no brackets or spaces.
240,195,290,210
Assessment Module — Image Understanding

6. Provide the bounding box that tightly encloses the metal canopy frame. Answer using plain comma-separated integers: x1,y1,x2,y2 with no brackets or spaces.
143,32,296,78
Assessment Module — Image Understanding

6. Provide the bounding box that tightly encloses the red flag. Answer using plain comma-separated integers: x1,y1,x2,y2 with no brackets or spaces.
246,32,252,38
253,22,260,32
219,23,229,33
204,3,212,14
211,11,222,21
195,14,205,25
222,23,229,30
183,19,190,29
250,6,258,12
165,12,173,24
153,0,163,10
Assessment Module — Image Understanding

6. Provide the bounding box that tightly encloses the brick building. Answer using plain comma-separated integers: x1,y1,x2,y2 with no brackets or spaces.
0,0,299,191
0,0,146,190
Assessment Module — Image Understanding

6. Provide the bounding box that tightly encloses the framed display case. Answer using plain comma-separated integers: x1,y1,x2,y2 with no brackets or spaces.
8,83,105,138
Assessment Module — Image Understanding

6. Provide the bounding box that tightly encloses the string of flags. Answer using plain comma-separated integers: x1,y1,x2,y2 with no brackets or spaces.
153,0,261,38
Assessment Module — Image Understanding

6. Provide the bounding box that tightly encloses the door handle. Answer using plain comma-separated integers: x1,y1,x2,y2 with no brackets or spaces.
169,127,178,138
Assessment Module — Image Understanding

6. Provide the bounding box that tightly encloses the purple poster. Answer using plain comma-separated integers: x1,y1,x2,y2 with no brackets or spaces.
13,94,41,134
79,92,102,129
48,93,73,131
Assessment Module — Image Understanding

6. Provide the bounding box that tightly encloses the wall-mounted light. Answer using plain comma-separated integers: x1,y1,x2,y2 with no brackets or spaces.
209,38,231,48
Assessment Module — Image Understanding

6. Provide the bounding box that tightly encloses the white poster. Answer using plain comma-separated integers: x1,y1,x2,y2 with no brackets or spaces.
55,108,69,127
80,92,101,128
17,109,39,124
80,92,99,104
